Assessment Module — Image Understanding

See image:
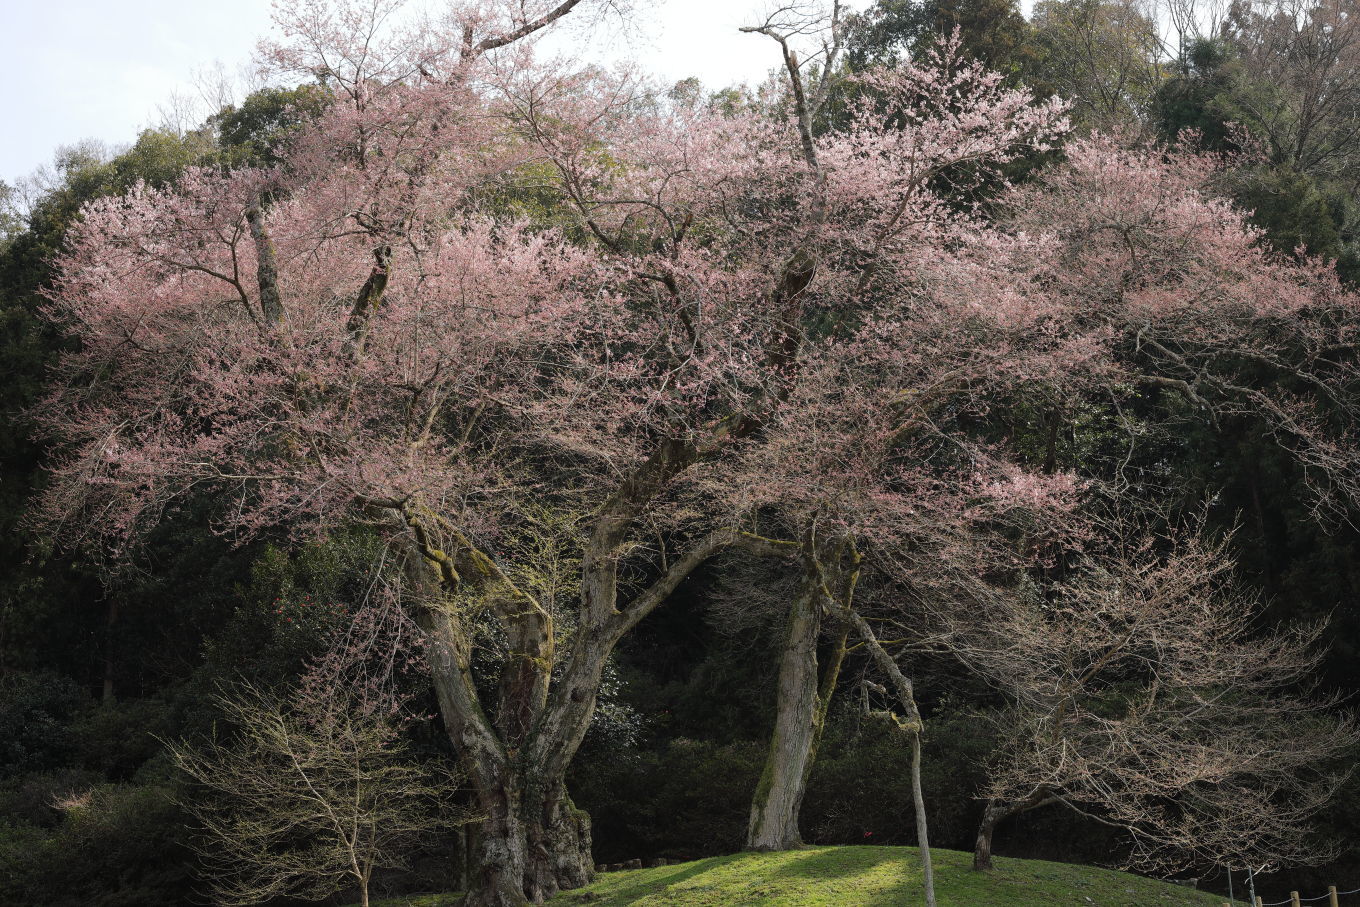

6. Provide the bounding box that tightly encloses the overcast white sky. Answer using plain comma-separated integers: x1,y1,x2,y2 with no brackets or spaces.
0,0,871,187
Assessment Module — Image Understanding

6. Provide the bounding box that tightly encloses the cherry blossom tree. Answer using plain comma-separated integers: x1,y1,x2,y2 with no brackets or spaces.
999,134,1360,514
891,136,1360,874
35,2,688,904
675,10,1074,864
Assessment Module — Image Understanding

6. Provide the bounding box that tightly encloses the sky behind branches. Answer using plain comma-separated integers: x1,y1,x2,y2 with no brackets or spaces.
0,0,873,187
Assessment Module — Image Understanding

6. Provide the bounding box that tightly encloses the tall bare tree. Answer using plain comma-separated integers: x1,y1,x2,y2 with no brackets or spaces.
1226,0,1360,177
1029,0,1165,131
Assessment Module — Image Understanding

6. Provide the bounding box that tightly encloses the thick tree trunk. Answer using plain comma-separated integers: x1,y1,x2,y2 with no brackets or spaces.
463,787,531,907
748,583,822,851
410,548,600,905
524,782,593,901
457,824,473,892
450,763,593,907
406,540,529,907
747,537,852,852
399,464,761,902
417,610,593,906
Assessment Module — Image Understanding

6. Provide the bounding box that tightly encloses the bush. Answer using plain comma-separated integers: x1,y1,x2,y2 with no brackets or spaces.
71,697,171,779
0,783,193,907
0,768,105,827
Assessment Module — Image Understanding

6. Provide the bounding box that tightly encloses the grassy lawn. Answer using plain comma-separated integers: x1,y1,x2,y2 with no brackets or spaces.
543,846,1224,906
366,845,1226,906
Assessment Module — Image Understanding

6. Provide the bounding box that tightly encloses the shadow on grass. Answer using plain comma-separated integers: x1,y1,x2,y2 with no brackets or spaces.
761,847,922,906
565,855,738,904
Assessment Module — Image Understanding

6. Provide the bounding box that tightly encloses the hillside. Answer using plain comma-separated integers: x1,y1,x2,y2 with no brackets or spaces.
369,846,1226,906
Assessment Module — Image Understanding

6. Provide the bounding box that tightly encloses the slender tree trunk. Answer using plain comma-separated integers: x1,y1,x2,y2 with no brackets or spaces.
845,606,936,907
909,731,936,907
973,799,1010,872
358,864,372,907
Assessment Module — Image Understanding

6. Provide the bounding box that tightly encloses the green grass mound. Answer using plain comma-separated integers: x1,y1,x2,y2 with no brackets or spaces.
549,846,1223,906
365,845,1225,906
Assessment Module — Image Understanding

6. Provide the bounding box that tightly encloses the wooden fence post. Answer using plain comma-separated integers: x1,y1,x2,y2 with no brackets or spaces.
1293,892,1302,907
1330,885,1340,907
1255,897,1263,907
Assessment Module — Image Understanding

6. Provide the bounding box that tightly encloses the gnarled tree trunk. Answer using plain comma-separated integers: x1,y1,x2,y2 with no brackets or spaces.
466,799,529,907
453,764,592,907
417,602,593,907
524,782,593,900
403,481,798,904
406,531,566,907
